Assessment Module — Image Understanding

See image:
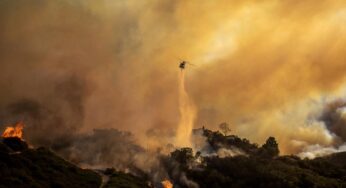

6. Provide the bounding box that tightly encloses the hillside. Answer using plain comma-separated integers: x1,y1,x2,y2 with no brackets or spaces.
0,137,102,188
1,129,346,188
163,128,346,188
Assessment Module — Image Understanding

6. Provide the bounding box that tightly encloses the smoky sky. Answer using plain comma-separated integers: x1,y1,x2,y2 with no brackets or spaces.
1,0,346,154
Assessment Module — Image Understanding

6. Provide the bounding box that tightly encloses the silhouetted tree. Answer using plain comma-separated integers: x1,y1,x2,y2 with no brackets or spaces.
171,147,194,166
219,122,231,136
259,137,279,158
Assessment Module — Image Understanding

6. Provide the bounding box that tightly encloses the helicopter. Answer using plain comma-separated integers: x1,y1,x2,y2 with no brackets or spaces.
179,60,194,70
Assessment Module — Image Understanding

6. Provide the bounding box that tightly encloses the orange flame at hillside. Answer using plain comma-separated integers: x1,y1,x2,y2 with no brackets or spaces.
161,180,173,188
2,122,24,140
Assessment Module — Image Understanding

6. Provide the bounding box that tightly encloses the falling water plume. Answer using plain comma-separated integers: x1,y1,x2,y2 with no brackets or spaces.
175,71,197,148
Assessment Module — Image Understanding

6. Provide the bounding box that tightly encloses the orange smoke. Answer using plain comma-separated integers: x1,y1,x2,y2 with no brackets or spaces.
2,122,24,140
161,179,173,188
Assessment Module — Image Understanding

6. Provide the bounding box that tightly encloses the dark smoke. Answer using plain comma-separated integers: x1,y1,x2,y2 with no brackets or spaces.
319,99,346,143
0,75,88,147
57,129,145,170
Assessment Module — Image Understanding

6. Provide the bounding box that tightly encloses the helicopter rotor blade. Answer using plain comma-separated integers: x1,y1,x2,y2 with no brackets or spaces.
186,62,195,66
176,57,184,62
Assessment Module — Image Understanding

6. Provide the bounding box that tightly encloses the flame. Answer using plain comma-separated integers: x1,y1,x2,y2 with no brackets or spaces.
2,122,24,140
176,71,197,148
161,180,173,188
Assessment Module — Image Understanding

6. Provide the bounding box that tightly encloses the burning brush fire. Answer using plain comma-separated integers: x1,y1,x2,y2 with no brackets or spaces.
2,122,24,140
161,180,173,188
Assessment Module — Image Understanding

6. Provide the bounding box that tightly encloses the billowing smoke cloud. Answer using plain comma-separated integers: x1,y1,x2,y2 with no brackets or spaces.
319,99,346,142
58,129,145,170
298,144,346,159
1,0,346,157
0,75,88,147
293,99,346,158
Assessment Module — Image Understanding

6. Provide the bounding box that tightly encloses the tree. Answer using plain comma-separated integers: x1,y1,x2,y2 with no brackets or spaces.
171,147,194,166
259,137,279,158
219,122,231,136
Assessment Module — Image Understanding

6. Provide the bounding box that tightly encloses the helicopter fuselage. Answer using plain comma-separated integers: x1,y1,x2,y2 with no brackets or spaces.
179,61,186,70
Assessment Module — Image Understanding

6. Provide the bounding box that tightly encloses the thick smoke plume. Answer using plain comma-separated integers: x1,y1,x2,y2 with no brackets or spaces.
58,129,144,170
298,144,346,159
1,0,346,161
0,75,88,147
318,99,346,143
